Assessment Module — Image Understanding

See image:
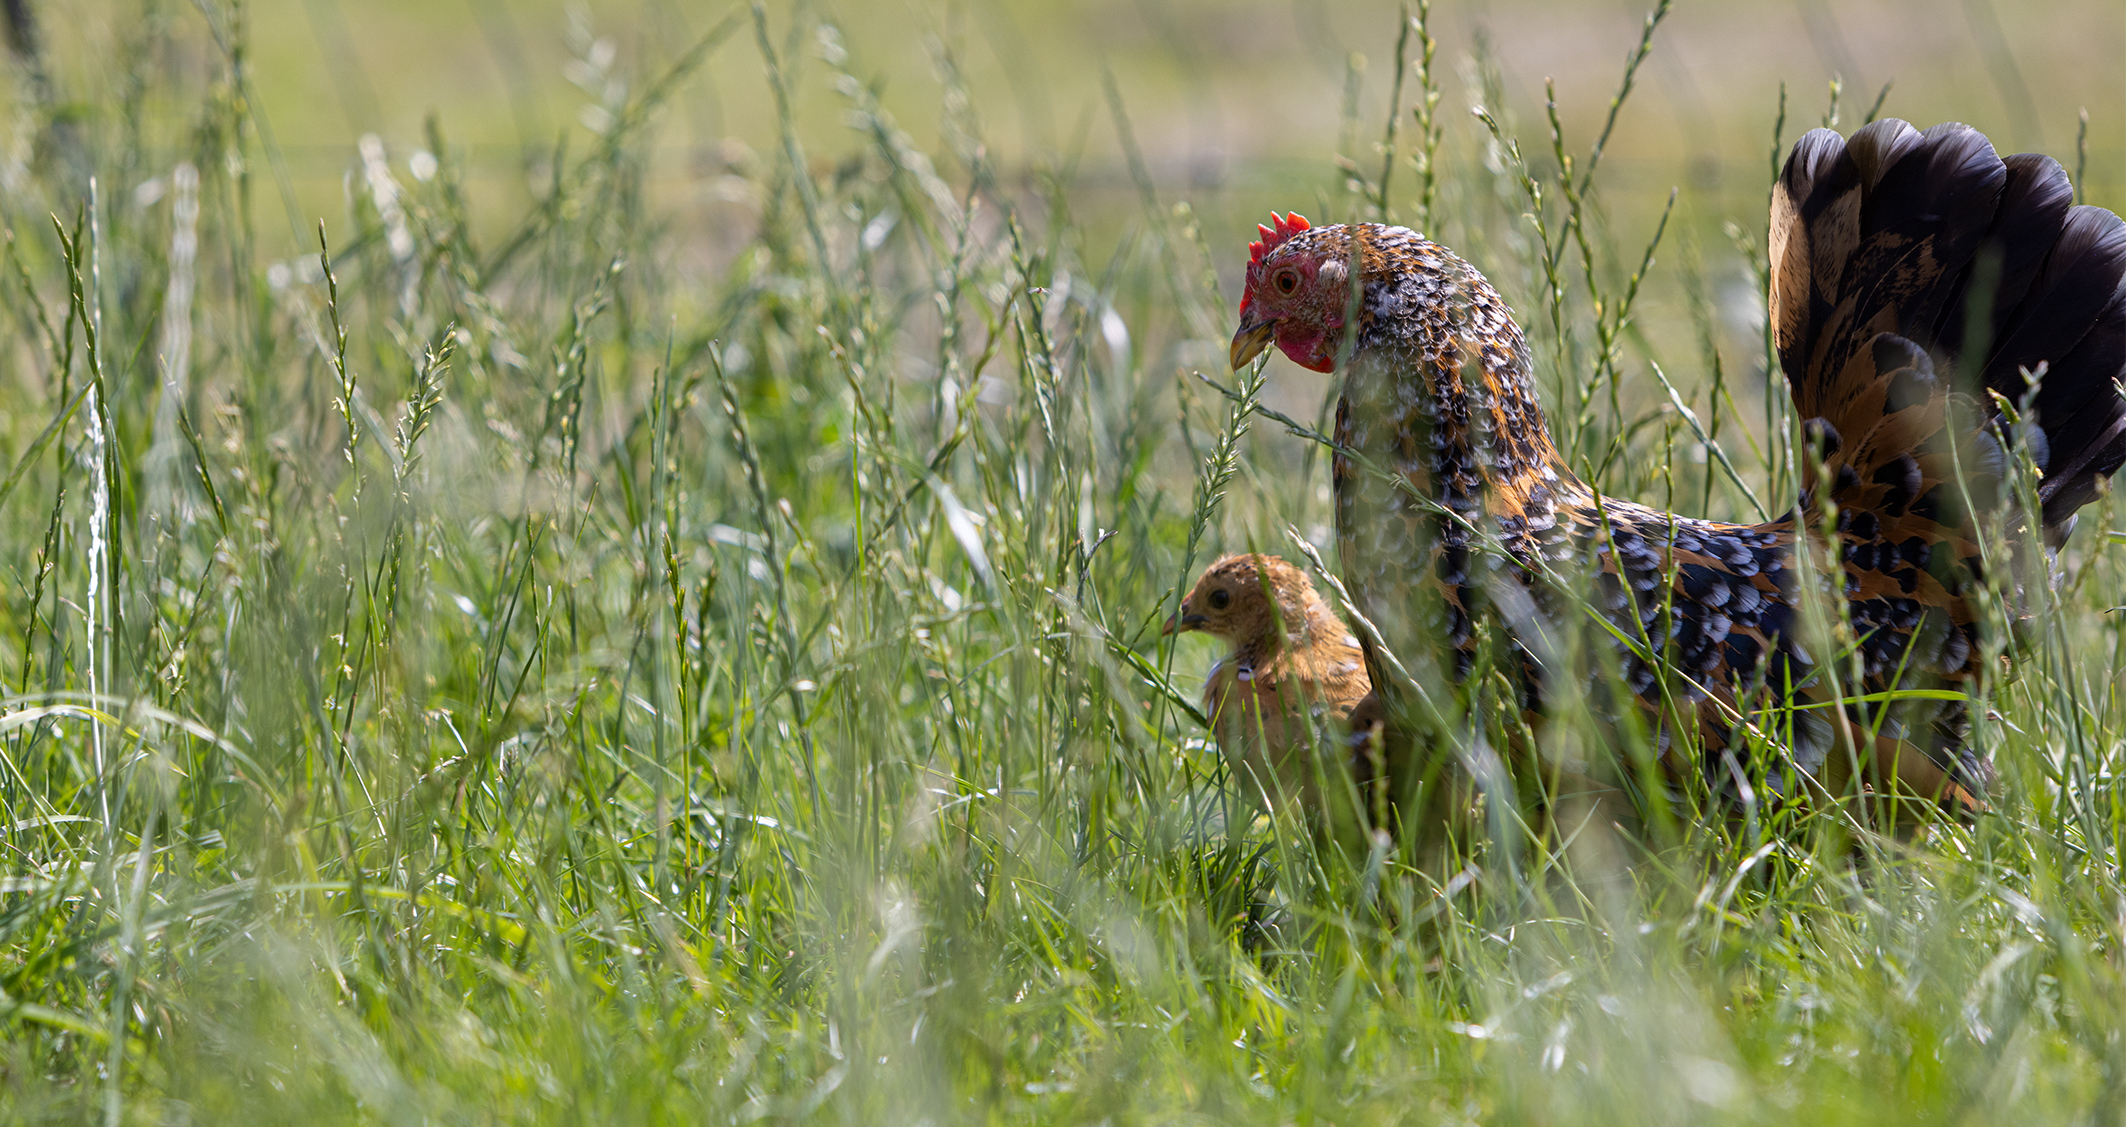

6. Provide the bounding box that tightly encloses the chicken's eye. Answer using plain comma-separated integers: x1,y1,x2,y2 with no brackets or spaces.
1273,269,1299,295
1209,589,1231,610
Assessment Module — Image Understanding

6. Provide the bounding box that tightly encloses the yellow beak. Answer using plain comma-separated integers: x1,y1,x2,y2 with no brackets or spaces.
1229,316,1275,371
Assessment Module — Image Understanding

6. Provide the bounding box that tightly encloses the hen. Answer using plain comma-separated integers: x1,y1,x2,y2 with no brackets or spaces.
1167,554,1373,819
1228,120,2126,824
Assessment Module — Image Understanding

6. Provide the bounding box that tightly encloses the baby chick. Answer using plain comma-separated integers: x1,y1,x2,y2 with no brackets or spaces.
1165,553,1372,819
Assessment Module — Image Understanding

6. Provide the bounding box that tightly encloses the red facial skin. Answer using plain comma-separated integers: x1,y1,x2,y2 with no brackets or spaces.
1233,212,1348,373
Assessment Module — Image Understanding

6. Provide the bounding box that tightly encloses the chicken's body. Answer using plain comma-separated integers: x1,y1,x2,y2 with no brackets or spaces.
1231,121,2126,819
1168,555,1372,817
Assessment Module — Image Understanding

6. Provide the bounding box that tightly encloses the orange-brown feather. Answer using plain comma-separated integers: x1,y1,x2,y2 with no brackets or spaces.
1170,555,1372,818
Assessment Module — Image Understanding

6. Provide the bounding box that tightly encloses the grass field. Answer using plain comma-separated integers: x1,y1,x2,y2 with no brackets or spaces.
4,1,2126,1122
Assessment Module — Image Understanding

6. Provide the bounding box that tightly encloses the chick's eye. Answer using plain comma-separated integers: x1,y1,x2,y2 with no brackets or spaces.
1208,589,1231,610
1273,269,1299,295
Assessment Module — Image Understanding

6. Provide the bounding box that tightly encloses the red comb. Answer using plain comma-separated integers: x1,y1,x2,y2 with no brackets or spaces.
1247,212,1311,265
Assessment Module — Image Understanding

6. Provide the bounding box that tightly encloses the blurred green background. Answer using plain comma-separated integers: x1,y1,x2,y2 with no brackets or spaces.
8,0,2117,442
13,0,2114,464
9,0,2120,279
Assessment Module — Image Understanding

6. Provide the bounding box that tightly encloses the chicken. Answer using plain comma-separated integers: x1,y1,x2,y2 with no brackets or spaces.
1227,120,2126,825
1166,554,1373,819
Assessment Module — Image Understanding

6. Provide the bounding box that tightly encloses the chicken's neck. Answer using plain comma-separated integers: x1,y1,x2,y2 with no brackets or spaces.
1340,233,1588,561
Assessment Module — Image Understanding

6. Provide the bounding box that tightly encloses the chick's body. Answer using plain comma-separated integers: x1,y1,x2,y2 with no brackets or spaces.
1168,555,1372,817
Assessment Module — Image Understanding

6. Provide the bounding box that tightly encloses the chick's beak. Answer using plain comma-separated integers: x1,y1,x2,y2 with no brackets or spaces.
1161,609,1208,636
1229,315,1275,371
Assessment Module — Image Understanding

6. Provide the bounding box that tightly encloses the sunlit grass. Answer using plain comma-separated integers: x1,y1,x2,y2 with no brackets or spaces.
1,3,2124,1124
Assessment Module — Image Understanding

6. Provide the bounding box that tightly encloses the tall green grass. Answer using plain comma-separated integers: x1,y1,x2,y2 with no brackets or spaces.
3,3,2125,1123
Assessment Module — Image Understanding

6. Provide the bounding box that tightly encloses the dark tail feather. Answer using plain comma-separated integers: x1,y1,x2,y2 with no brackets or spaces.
1771,118,2126,543
2004,209,2126,528
1931,153,2072,373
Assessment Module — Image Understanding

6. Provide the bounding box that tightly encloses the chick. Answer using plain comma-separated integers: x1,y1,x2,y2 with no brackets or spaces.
1165,553,1372,819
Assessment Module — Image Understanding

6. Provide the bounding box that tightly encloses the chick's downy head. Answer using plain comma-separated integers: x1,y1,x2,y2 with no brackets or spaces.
1164,554,1324,649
